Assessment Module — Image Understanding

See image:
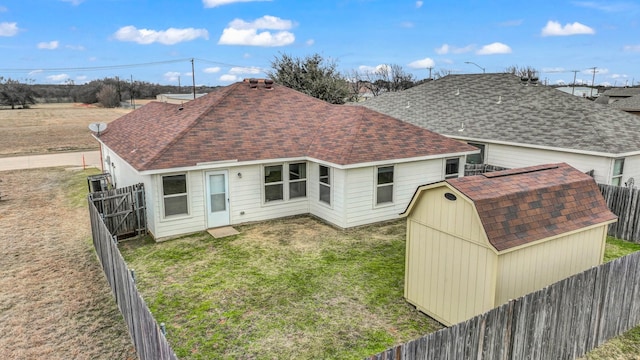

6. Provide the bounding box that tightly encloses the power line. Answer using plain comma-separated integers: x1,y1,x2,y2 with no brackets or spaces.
0,58,193,74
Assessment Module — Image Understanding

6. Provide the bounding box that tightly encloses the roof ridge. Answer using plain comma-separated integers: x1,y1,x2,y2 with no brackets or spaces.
143,84,237,169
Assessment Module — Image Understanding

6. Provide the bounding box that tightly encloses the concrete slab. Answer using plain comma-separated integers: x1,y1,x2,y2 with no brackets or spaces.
207,226,240,238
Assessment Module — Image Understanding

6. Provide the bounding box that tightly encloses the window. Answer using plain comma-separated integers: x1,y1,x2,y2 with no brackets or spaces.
264,163,308,203
612,158,625,186
289,162,307,199
264,165,283,202
466,142,486,164
319,165,331,205
445,158,460,179
376,166,394,205
162,174,188,217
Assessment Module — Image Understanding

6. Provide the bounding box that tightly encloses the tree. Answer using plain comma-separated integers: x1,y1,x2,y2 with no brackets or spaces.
348,64,416,99
266,53,350,104
0,77,38,109
96,84,120,108
505,65,539,79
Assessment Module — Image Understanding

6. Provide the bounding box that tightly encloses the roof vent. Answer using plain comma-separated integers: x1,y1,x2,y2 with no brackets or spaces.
249,78,258,89
178,102,184,111
530,77,539,86
521,76,529,85
264,79,274,89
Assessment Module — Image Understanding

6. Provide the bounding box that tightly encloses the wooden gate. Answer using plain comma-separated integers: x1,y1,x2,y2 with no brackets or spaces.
89,183,146,240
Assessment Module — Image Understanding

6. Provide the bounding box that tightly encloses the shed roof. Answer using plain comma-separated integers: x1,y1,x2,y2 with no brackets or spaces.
99,79,477,172
359,74,640,155
446,163,617,251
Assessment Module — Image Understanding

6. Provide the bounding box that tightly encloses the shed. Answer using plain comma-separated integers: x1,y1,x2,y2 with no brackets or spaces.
401,163,617,326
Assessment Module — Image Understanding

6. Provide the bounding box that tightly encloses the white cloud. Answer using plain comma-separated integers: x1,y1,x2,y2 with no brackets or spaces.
47,74,69,82
229,66,261,75
220,74,240,82
572,1,637,12
0,6,7,12
243,53,252,58
114,26,209,45
623,45,640,52
476,42,512,55
542,67,566,73
435,43,474,55
28,70,43,76
61,0,84,5
38,40,59,50
611,74,628,79
164,71,182,82
218,15,295,47
75,75,88,83
358,64,392,74
408,57,435,69
306,39,315,46
583,67,608,75
400,21,414,28
415,1,423,8
203,0,271,8
0,22,19,37
204,67,221,73
499,19,523,27
541,20,595,36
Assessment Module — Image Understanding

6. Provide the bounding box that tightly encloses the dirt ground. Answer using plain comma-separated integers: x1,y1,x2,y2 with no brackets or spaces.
0,102,149,157
0,168,136,359
0,102,141,359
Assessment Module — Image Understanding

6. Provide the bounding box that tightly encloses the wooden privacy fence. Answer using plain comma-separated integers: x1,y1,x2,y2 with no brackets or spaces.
89,199,177,360
367,251,640,360
89,183,146,240
599,184,640,243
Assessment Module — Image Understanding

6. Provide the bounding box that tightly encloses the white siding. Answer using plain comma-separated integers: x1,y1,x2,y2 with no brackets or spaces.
152,170,206,240
485,143,612,184
344,159,445,228
621,154,640,187
101,145,145,188
308,164,347,228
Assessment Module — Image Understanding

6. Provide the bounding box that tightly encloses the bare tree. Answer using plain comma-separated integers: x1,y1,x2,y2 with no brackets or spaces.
505,65,539,79
348,64,416,99
96,84,120,108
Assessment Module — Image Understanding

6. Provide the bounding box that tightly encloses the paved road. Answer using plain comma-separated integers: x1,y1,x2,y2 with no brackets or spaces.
0,151,102,171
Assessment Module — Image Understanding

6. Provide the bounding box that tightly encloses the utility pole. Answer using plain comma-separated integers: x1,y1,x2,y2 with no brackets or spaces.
589,67,597,97
191,58,196,100
570,70,579,95
130,74,135,108
426,67,433,80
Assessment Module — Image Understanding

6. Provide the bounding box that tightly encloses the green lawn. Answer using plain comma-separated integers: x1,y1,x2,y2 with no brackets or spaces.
120,220,640,360
119,217,441,359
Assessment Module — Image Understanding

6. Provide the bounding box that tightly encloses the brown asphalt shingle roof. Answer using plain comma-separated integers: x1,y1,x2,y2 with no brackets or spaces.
447,163,617,252
99,80,478,171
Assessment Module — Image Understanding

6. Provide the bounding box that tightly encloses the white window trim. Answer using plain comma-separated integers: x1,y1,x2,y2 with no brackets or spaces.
160,173,190,220
319,165,332,208
444,157,461,179
262,162,308,205
612,158,625,186
374,165,395,207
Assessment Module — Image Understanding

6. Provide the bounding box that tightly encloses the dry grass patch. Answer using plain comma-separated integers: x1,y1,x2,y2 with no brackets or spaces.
120,217,441,359
0,103,133,157
0,168,135,359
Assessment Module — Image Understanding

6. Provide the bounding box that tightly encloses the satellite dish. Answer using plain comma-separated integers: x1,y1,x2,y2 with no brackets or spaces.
89,122,108,136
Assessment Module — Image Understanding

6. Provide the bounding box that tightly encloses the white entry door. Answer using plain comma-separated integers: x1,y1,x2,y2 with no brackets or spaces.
205,170,230,228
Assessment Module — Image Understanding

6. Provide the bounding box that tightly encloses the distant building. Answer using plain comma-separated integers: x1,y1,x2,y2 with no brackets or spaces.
555,86,595,98
156,93,207,104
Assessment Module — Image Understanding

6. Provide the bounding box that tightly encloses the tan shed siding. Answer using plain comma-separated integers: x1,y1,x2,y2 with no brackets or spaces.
409,186,488,247
485,143,612,184
494,226,607,305
405,219,497,326
345,160,444,227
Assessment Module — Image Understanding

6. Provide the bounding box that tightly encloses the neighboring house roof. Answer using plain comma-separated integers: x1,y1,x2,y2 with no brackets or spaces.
610,94,640,112
446,163,617,251
359,73,640,156
99,79,478,172
600,88,640,97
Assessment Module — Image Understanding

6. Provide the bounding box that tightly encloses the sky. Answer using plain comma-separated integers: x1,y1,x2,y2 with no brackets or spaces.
0,0,639,87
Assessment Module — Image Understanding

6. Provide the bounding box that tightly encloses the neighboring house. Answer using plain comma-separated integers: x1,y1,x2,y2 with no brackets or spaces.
594,88,640,105
609,94,640,116
402,163,617,326
555,86,596,98
156,93,207,104
96,79,478,240
360,73,640,186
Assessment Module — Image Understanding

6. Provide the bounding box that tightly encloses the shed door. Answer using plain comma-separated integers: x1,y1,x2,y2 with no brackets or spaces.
206,171,230,228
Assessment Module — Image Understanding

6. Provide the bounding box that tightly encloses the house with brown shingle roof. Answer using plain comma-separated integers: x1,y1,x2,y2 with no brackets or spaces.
401,162,617,326
96,79,478,240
